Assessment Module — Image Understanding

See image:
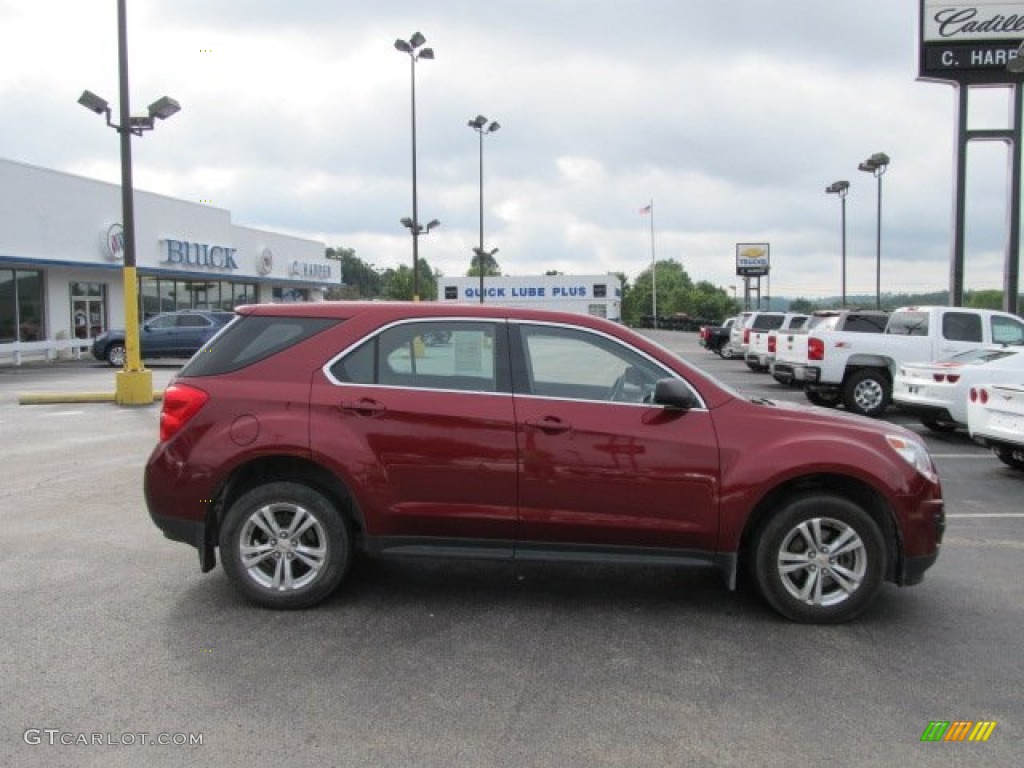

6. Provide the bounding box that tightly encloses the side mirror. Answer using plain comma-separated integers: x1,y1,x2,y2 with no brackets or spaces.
653,378,699,410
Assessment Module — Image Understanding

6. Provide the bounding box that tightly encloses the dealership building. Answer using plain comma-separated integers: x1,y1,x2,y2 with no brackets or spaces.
439,274,622,320
0,156,333,360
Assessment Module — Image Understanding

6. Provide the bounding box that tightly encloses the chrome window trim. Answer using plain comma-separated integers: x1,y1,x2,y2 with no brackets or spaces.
320,315,708,410
321,316,508,390
510,319,708,410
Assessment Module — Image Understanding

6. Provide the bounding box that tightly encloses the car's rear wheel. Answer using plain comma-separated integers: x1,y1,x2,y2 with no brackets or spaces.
718,343,736,359
842,369,891,418
106,343,126,367
751,493,886,623
219,482,351,609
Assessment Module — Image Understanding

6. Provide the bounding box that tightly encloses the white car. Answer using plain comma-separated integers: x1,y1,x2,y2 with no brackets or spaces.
893,344,1024,432
967,381,1024,471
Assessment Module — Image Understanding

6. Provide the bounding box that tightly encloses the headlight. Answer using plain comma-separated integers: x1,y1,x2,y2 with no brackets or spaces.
886,434,937,480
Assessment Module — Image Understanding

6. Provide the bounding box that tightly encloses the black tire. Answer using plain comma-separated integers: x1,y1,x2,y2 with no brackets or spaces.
805,389,841,408
751,493,887,624
219,482,352,609
842,369,891,418
106,342,126,368
920,415,959,434
993,447,1024,471
718,343,736,360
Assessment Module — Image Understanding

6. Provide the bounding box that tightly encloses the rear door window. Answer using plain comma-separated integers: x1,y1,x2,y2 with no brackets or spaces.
329,320,509,394
179,315,339,376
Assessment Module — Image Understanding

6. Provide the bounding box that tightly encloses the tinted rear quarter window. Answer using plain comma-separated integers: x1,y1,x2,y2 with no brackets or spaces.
942,312,982,342
754,314,785,330
180,315,339,376
844,314,888,333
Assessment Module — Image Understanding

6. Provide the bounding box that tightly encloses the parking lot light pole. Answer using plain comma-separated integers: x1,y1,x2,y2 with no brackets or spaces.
78,0,180,405
858,152,889,310
825,180,850,308
395,32,434,301
468,115,500,303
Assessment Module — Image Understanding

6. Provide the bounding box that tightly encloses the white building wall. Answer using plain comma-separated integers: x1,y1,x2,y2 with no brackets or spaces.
439,274,622,320
1,156,332,357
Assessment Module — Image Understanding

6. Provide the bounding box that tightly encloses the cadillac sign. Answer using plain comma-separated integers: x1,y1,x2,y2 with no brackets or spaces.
919,1,1024,83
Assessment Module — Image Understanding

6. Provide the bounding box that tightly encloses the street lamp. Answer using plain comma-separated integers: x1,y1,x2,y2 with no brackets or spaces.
858,152,890,310
468,114,500,303
394,31,435,301
825,180,850,308
400,217,440,297
78,0,179,405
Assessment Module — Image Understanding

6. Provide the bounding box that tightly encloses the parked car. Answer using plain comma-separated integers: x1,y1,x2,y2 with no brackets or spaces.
967,382,1024,470
145,302,944,623
91,310,235,367
730,311,785,362
719,312,753,359
698,316,737,357
893,344,1024,432
745,313,808,372
771,309,889,388
801,306,1024,417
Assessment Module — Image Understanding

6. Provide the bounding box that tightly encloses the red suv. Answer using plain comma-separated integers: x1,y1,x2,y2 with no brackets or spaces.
145,302,944,623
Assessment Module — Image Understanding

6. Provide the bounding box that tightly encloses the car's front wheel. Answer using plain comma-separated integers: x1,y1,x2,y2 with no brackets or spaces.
219,482,352,609
751,493,886,623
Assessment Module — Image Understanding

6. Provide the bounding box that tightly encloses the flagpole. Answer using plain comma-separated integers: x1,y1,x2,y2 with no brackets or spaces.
649,199,657,329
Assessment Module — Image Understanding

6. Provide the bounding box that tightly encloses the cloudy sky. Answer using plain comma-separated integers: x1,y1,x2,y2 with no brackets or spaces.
0,0,1018,299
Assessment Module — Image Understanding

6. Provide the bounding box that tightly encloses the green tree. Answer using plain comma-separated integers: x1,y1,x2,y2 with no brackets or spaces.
381,259,437,301
788,297,818,313
964,289,1006,310
324,246,383,300
467,250,502,277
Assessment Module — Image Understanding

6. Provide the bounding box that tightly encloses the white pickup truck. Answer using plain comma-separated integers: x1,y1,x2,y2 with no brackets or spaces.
745,312,808,371
771,309,889,387
801,306,1024,417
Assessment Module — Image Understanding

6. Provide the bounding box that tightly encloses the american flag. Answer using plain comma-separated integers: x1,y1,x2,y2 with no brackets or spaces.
638,204,652,215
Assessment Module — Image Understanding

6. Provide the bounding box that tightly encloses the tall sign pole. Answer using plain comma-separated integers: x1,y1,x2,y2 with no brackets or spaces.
918,0,1023,314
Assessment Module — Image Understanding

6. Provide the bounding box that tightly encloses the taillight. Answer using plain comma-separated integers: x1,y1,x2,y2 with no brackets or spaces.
808,337,825,361
160,383,209,442
743,329,751,343
768,336,776,353
980,388,989,404
932,373,961,383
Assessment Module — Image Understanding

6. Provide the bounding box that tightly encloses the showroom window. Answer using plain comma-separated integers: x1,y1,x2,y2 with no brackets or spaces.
0,268,45,342
139,276,257,319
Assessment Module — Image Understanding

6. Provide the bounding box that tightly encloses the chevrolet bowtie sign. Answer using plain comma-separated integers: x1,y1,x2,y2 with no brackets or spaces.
919,1,1024,83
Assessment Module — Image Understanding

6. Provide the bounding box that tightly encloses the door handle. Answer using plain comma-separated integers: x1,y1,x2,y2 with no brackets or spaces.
525,416,571,434
340,398,386,417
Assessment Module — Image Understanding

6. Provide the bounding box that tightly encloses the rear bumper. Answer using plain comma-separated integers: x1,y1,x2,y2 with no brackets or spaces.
773,363,814,383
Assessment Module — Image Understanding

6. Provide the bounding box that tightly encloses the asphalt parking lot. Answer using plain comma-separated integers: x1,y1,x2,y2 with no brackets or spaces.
1,335,1021,768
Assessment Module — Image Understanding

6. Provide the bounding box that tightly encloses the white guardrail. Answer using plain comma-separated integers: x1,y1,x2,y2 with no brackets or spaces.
0,338,93,366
